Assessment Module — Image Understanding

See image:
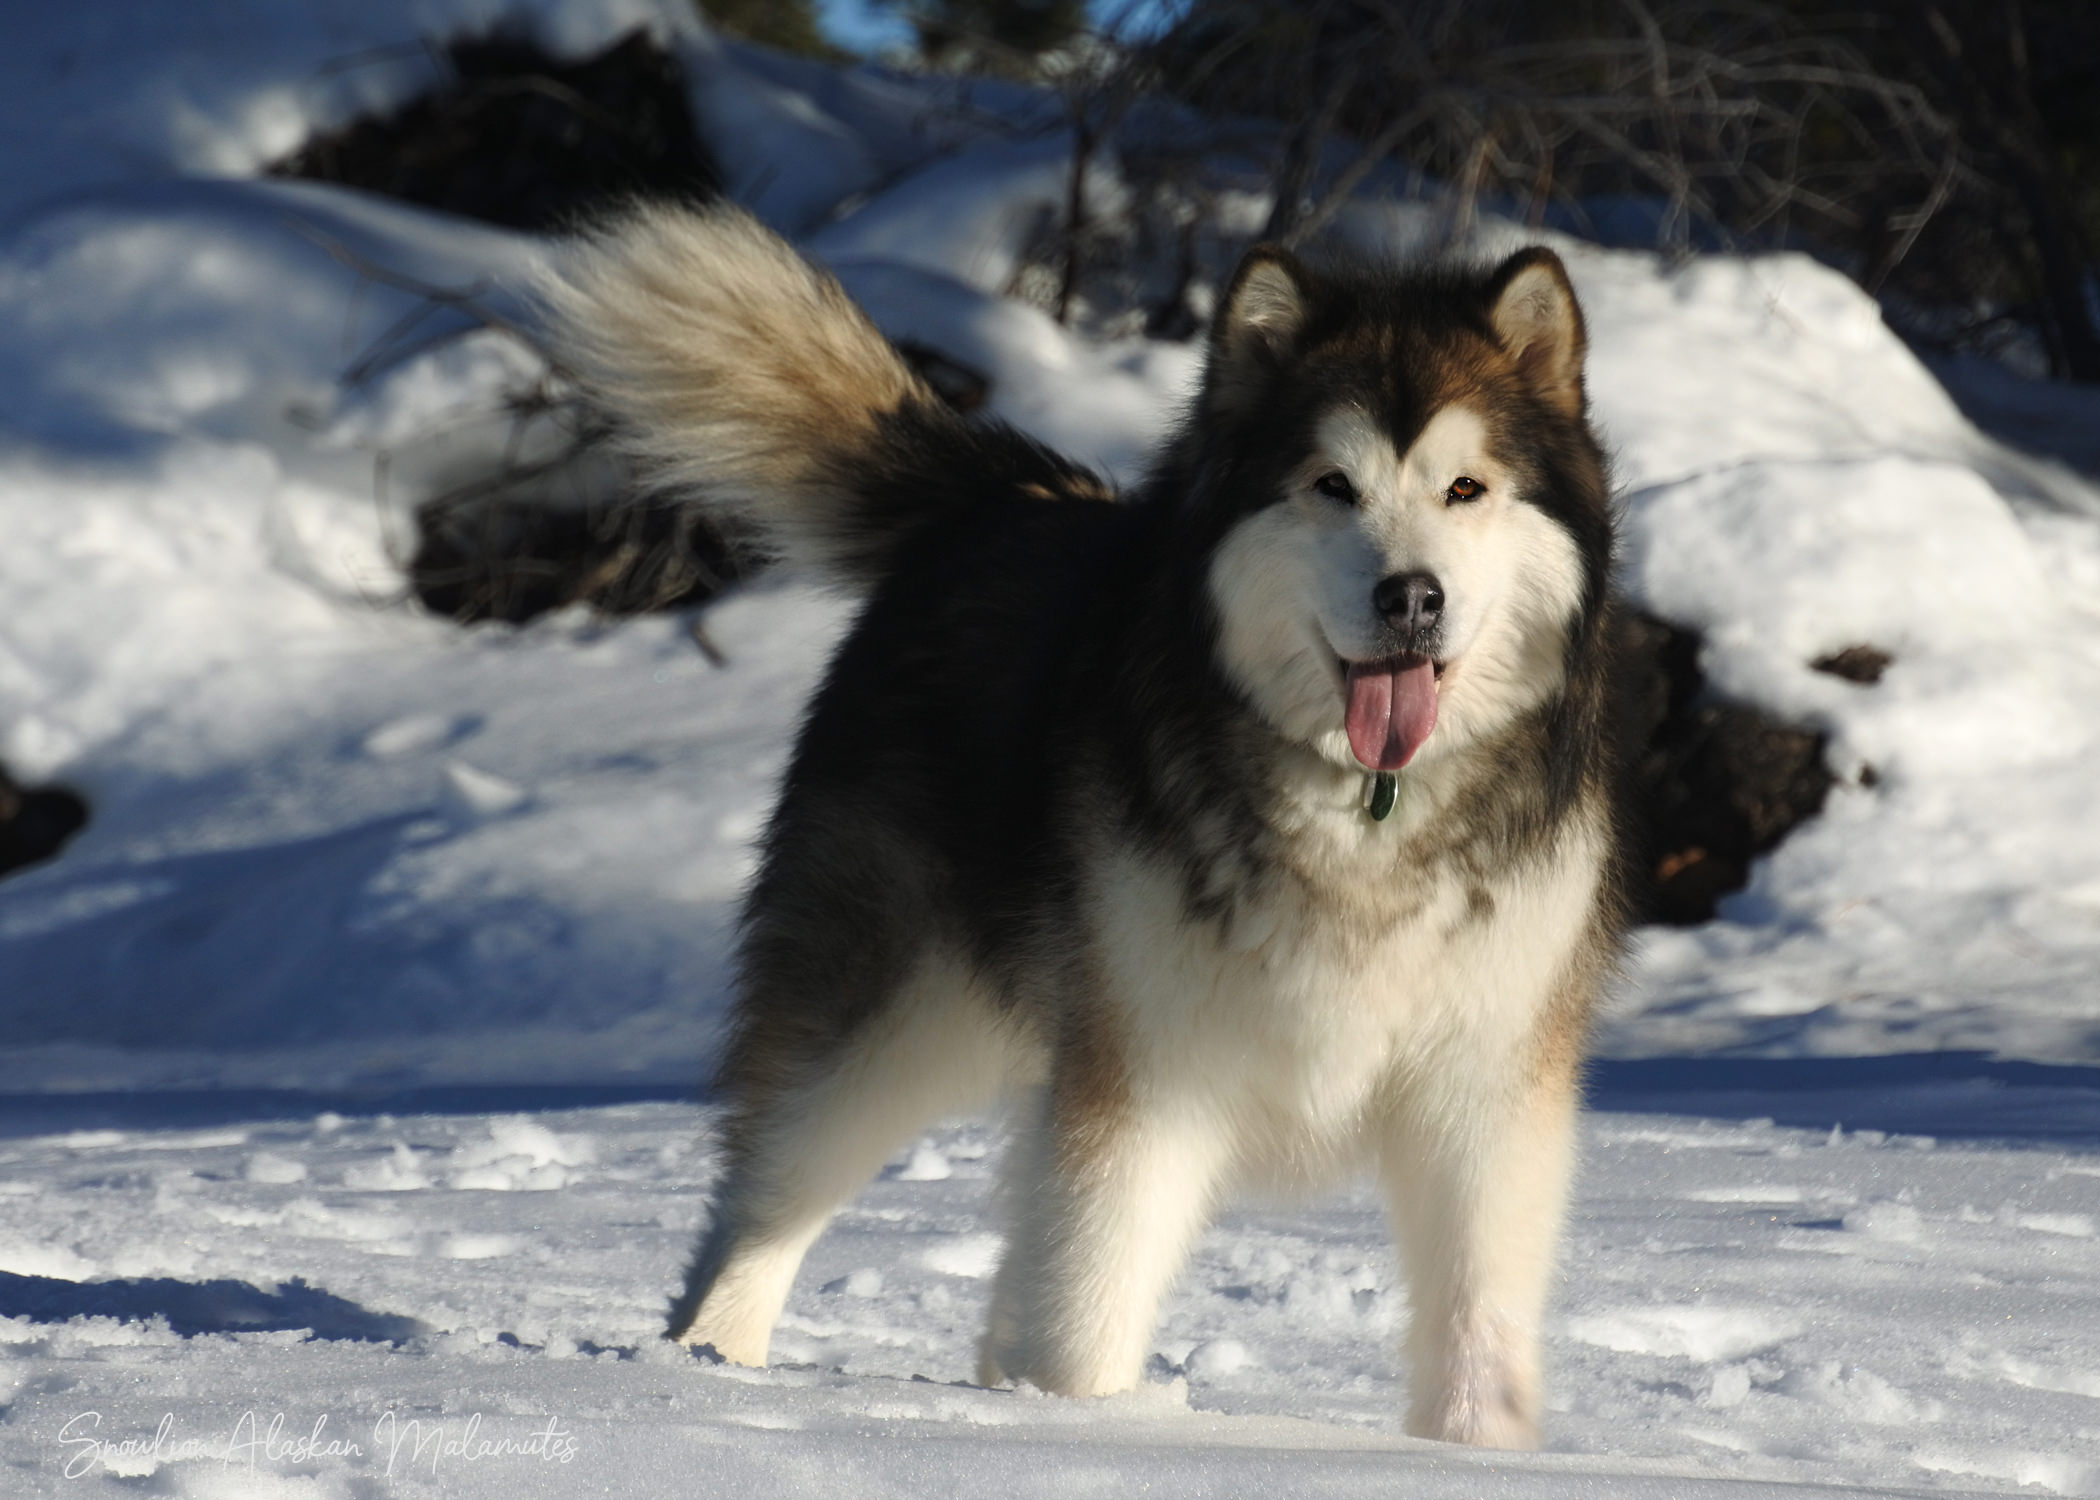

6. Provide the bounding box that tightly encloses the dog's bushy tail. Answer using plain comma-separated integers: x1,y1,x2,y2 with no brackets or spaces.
540,204,1110,589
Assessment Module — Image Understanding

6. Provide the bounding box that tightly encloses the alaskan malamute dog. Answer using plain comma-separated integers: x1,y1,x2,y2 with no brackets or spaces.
546,206,1628,1449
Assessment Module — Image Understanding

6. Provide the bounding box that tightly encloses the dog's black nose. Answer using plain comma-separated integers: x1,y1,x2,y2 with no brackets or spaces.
1372,572,1444,636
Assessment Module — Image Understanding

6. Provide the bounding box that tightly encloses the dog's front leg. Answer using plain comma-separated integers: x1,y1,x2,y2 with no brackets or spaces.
1378,1050,1581,1449
980,1054,1228,1397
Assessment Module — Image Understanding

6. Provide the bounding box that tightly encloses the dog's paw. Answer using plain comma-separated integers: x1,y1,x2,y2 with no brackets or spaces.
974,1344,1008,1388
1406,1392,1540,1450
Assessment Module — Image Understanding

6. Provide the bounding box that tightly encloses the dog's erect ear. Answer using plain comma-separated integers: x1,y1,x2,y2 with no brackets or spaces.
1206,246,1312,409
1487,247,1586,417
1216,246,1311,352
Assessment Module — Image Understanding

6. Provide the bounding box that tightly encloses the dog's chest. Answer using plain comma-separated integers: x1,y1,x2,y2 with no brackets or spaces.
1086,813,1602,1150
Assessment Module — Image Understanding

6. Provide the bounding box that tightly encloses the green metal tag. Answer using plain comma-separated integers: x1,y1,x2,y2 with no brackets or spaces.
1365,771,1397,822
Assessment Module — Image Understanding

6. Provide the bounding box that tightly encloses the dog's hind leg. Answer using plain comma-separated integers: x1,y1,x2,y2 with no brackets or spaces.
1377,1044,1582,1450
670,948,1017,1363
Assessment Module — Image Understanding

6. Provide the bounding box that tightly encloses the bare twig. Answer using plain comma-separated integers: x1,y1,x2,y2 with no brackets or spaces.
286,217,559,380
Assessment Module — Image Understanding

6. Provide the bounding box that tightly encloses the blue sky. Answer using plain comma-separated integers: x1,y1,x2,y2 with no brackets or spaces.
816,0,911,52
816,1,1174,54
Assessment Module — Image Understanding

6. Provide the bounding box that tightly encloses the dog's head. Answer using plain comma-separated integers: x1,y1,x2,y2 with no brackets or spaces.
1193,245,1612,776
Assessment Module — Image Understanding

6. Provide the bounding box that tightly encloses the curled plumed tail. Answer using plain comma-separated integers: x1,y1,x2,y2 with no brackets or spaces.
540,204,1110,588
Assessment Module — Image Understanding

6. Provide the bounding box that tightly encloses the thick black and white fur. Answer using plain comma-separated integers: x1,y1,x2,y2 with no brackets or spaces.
543,205,1630,1449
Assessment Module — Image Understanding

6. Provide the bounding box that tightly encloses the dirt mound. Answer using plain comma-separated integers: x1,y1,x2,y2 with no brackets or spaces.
271,30,719,231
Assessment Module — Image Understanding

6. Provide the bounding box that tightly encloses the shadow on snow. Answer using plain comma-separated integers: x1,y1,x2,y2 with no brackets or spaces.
0,1272,426,1342
0,1055,2091,1149
1587,1052,2100,1143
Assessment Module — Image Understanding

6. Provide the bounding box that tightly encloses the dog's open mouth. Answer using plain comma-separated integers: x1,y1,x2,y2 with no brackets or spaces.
1340,656,1443,771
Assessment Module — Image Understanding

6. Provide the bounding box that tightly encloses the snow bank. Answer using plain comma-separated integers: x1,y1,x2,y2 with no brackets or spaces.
1560,246,2100,1060
0,0,710,227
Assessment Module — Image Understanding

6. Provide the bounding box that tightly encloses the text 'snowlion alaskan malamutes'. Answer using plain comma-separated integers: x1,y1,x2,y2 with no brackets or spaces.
546,205,1630,1449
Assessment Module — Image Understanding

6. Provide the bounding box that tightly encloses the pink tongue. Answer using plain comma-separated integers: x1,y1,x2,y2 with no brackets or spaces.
1344,660,1438,771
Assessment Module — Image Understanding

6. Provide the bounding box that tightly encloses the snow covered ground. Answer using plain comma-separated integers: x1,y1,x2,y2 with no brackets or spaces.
0,0,2096,1493
7,1100,2099,1497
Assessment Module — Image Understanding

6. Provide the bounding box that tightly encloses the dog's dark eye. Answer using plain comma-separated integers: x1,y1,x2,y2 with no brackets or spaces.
1446,476,1485,503
1314,471,1357,503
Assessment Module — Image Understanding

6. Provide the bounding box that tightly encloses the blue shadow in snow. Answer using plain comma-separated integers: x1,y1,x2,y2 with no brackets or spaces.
0,1057,2093,1147
1586,1052,2100,1144
0,1083,697,1140
0,1272,426,1342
